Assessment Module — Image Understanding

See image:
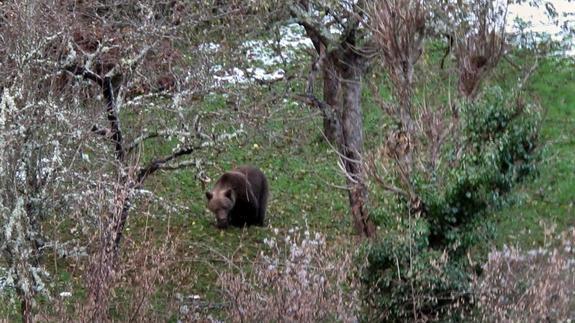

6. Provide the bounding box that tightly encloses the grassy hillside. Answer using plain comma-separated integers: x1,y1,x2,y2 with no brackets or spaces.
5,54,572,321
135,56,572,317
492,57,575,247
112,87,358,318
90,56,574,319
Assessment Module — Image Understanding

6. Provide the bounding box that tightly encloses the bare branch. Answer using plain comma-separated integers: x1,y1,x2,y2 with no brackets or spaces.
102,77,125,161
290,3,338,50
367,0,427,131
296,93,341,127
151,158,202,172
90,124,110,137
118,44,155,73
65,64,103,86
454,0,508,98
136,145,200,183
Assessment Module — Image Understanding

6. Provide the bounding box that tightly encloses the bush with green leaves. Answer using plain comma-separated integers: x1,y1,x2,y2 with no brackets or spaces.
426,86,541,249
362,86,542,321
362,217,472,321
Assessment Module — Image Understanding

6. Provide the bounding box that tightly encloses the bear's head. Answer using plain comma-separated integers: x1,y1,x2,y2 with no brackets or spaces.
205,188,235,228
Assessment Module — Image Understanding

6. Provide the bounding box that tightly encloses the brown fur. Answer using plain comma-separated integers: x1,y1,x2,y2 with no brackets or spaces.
206,165,268,229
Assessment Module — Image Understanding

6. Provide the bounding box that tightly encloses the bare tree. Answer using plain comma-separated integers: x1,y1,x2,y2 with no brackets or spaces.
369,0,426,132
365,0,508,215
291,0,376,237
0,88,64,323
1,3,81,320
428,0,507,99
366,0,427,214
1,1,239,320
453,0,507,99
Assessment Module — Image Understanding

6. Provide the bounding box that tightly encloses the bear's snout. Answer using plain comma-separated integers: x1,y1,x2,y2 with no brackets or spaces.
216,218,229,229
215,211,229,229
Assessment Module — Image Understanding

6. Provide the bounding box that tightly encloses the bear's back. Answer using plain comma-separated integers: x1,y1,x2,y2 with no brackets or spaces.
233,166,267,197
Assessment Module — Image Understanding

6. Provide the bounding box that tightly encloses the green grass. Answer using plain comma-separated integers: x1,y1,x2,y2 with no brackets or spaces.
81,55,575,318
71,55,575,314
3,49,572,320
117,87,357,317
491,57,575,247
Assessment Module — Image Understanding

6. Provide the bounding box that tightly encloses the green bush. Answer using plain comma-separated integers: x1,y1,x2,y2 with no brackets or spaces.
362,86,542,321
362,217,472,321
426,86,541,249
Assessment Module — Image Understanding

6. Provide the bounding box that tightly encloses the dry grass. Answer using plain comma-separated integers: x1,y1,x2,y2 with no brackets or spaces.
36,234,178,322
217,227,360,322
475,227,575,321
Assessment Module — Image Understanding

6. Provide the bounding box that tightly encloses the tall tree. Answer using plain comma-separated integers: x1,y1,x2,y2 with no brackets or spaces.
291,0,376,237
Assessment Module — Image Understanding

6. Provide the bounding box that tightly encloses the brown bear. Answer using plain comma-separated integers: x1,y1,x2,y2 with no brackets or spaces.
205,165,268,229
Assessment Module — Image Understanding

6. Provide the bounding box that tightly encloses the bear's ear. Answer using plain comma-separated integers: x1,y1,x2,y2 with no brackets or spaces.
224,189,232,199
205,191,213,200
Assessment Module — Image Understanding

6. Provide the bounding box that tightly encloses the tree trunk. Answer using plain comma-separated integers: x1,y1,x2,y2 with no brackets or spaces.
85,77,130,320
319,51,377,238
86,189,131,322
20,298,32,323
398,89,415,133
295,2,375,237
322,54,343,146
319,50,375,238
339,54,375,238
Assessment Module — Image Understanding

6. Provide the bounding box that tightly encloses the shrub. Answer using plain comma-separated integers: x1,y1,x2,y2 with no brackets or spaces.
34,235,179,322
362,86,542,321
362,217,472,321
426,86,541,249
475,228,575,321
218,227,359,322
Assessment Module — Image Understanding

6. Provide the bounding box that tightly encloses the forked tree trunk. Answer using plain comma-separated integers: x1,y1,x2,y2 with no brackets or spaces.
294,1,374,237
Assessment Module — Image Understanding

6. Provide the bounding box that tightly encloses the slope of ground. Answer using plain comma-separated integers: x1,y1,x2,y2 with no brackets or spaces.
492,57,575,248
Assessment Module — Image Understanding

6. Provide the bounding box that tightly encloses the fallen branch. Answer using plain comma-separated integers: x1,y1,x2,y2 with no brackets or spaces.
136,145,200,183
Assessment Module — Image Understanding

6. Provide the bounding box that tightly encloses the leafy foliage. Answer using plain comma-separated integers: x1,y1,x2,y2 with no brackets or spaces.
362,86,542,321
363,219,473,320
426,86,542,248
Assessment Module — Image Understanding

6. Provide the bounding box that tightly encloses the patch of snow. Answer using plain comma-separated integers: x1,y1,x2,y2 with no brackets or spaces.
277,23,314,53
188,294,201,300
247,67,285,82
244,39,283,66
508,1,573,37
211,64,223,73
213,67,285,86
213,67,248,85
198,42,220,53
243,24,313,67
206,23,311,86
